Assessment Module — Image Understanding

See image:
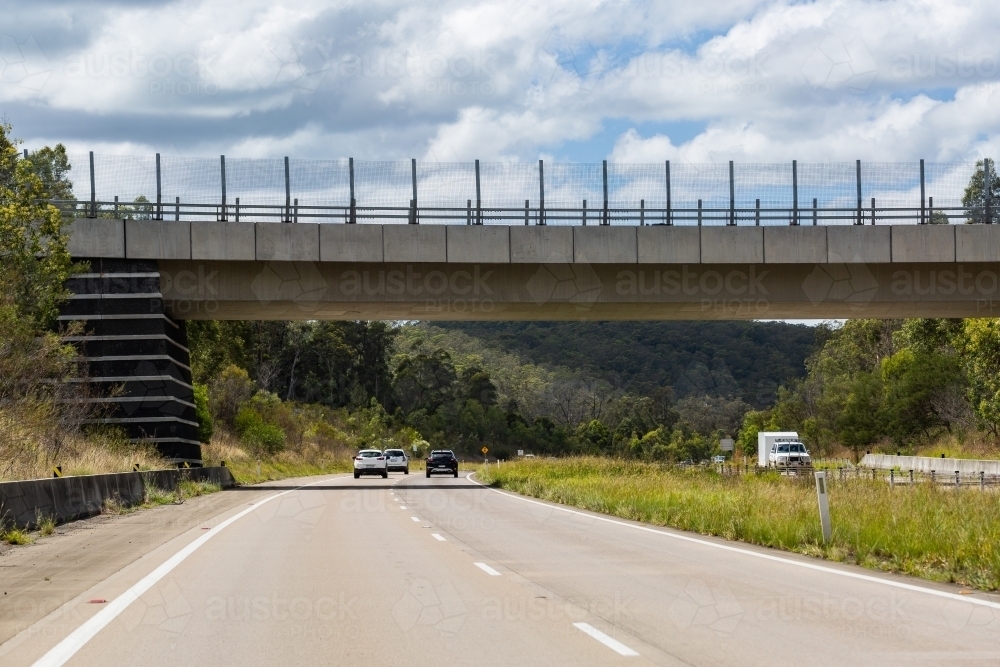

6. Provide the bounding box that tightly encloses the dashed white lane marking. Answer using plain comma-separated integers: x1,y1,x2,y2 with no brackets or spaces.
431,534,446,541
411,517,420,522
573,623,639,657
474,562,501,576
30,476,339,667
400,506,407,509
465,474,1000,612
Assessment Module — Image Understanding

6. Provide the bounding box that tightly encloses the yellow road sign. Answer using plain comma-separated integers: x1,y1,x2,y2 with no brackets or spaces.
481,447,489,454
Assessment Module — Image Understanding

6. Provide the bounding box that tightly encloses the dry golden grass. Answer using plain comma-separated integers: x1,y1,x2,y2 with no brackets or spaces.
0,405,168,482
202,430,352,484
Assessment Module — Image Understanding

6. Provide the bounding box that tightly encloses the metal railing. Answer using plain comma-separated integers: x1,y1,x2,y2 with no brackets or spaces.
38,152,998,226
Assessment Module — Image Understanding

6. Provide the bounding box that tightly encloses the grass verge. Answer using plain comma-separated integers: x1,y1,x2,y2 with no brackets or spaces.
203,439,352,484
476,457,1000,591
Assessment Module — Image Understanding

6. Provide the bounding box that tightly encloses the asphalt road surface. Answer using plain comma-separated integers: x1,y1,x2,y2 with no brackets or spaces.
3,471,1000,666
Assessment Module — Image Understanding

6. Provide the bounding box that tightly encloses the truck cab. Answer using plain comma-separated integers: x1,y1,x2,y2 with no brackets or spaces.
769,441,811,466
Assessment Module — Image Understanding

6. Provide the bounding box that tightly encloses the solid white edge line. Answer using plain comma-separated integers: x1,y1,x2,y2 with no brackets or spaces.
31,476,338,667
573,622,639,657
474,562,501,576
465,474,1000,611
431,533,446,541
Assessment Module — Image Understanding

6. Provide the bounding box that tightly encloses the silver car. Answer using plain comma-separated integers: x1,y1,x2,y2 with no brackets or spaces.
384,448,409,474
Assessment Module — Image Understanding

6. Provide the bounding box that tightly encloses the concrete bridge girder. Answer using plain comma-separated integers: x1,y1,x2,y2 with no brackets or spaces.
68,220,1000,320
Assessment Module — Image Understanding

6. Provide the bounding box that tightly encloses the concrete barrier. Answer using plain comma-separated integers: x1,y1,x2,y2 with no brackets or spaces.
860,454,1000,476
0,467,236,530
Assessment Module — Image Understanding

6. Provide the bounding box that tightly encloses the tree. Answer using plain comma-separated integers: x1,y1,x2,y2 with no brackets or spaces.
878,349,964,447
962,159,1000,224
393,349,457,414
956,319,1000,435
0,122,78,329
26,144,74,205
458,366,497,406
836,371,883,458
737,410,767,458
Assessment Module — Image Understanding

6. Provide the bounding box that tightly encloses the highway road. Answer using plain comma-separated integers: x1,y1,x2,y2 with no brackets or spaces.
3,471,1000,666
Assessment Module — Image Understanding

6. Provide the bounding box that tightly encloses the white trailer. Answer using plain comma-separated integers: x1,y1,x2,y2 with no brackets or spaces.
758,432,800,467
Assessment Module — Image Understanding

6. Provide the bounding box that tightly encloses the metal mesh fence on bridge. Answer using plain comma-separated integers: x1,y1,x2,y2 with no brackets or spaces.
44,152,997,226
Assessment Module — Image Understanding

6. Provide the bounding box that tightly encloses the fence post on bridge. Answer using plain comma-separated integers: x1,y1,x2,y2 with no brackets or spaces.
284,156,291,223
665,160,672,225
88,151,96,218
871,197,876,225
410,158,418,224
856,159,863,225
920,159,926,224
602,160,609,225
792,159,798,225
582,199,587,225
813,198,817,226
475,159,482,225
986,158,993,224
538,159,545,225
155,153,162,220
220,155,228,221
729,160,735,226
349,157,356,224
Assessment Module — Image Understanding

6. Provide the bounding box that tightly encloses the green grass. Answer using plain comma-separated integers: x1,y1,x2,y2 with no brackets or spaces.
177,479,221,497
36,515,56,536
1,528,34,545
476,458,1000,591
104,478,225,516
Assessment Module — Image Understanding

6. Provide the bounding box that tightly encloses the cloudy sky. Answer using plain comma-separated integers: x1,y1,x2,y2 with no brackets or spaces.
1,0,998,164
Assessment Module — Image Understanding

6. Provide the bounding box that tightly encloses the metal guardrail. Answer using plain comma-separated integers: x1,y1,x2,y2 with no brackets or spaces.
36,152,998,226
712,461,1000,489
49,199,992,226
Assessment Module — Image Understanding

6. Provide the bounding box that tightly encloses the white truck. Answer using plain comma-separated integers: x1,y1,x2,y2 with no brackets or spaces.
757,431,811,467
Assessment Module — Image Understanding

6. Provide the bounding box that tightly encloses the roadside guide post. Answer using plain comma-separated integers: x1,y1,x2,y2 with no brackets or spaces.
814,471,832,544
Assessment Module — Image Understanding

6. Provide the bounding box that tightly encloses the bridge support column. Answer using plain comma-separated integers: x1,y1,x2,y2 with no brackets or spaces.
61,258,202,465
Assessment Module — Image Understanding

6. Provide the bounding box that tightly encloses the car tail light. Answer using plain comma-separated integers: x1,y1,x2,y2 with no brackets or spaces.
355,457,363,461
377,456,385,460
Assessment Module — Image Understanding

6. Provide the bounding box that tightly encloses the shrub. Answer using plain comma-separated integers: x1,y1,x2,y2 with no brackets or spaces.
193,383,213,443
209,365,256,428
235,407,286,456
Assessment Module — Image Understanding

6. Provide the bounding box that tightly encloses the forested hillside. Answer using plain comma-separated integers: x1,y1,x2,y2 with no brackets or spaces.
433,321,817,407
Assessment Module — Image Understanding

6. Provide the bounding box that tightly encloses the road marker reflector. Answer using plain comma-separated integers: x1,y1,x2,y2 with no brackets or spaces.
573,622,639,657
474,562,501,576
87,599,107,605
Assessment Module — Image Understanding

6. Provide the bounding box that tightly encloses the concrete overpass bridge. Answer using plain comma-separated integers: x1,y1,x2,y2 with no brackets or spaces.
50,152,998,464
64,219,1000,464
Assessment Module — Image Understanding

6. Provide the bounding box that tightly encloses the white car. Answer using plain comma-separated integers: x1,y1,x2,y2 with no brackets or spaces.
769,442,811,466
354,450,388,478
384,449,409,474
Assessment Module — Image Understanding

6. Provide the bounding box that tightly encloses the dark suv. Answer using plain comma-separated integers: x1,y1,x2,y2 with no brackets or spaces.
425,450,458,478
